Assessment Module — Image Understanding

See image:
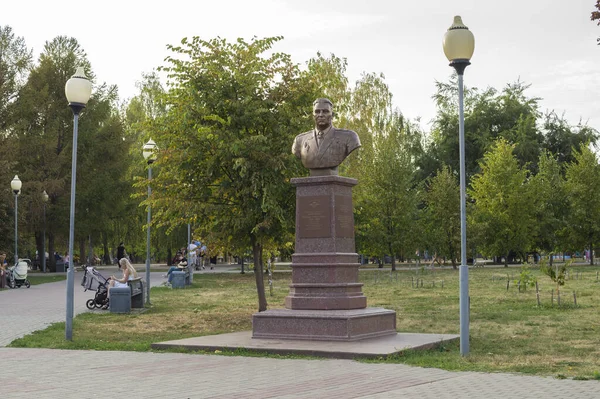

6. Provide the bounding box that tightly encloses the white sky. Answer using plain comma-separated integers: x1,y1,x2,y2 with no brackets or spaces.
4,0,600,133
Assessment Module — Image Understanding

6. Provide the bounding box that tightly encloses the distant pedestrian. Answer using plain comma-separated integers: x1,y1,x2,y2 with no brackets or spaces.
0,252,7,288
117,242,126,267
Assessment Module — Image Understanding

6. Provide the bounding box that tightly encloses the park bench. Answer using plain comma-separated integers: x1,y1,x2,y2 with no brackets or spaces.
171,270,188,288
127,277,144,308
109,277,144,313
473,258,493,268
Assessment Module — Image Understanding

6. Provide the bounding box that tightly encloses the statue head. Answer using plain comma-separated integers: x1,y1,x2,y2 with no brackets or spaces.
313,98,333,131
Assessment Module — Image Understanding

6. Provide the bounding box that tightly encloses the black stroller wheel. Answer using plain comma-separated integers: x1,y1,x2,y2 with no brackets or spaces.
24,280,30,288
86,299,96,310
7,278,15,289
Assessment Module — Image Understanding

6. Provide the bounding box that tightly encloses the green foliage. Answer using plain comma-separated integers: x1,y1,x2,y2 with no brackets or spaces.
591,0,600,44
564,145,600,263
530,151,567,256
422,166,460,268
355,111,422,268
469,139,535,264
540,258,570,291
429,79,542,179
514,263,537,290
142,36,324,309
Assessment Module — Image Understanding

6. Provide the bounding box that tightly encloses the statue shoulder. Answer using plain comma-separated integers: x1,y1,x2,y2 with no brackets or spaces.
296,130,314,140
334,128,360,142
333,128,358,136
333,128,361,150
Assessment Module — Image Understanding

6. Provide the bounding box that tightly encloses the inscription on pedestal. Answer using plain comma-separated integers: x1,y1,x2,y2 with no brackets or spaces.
298,195,331,238
335,195,354,238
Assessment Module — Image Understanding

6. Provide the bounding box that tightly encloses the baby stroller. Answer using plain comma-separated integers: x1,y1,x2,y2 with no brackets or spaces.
81,266,110,309
6,260,31,289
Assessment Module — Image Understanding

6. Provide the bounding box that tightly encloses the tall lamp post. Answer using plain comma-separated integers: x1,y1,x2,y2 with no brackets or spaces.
11,176,22,267
42,190,49,272
64,66,92,340
142,139,158,305
443,16,475,356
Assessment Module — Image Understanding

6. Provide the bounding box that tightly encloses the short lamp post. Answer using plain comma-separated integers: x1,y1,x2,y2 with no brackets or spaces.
142,139,158,305
10,175,22,267
64,66,92,341
443,15,475,356
42,190,49,273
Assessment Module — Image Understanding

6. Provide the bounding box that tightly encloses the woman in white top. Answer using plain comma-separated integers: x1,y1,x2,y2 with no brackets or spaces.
109,257,138,290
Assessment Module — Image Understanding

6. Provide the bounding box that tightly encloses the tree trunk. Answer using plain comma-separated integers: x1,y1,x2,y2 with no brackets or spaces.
389,243,396,271
504,252,509,267
34,231,43,270
102,231,110,265
48,233,56,271
79,237,86,267
251,235,267,312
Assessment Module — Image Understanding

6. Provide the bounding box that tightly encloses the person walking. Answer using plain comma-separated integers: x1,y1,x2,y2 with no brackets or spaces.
0,252,7,288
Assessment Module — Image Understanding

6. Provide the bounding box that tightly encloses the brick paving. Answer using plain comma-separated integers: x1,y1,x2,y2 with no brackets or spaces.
0,266,598,398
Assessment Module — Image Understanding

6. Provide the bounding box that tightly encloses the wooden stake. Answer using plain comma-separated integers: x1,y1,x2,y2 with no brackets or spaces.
551,290,554,305
557,289,561,306
506,279,510,291
536,281,540,307
573,291,577,306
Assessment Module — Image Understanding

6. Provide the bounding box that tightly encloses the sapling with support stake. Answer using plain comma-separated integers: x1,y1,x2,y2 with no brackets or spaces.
541,259,571,306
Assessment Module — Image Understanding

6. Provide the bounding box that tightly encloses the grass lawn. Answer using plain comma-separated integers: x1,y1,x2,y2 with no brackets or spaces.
27,274,67,285
9,264,600,379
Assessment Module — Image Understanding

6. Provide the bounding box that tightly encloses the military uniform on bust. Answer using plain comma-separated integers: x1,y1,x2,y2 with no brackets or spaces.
292,98,361,176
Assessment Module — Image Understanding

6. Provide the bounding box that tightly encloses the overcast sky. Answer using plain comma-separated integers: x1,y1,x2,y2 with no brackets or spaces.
4,0,600,133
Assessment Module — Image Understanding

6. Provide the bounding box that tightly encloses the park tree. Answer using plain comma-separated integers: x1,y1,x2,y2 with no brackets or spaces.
469,139,535,266
0,25,32,255
0,25,32,132
74,82,130,265
530,151,568,264
592,0,600,44
10,36,130,268
422,166,461,268
142,36,312,311
428,78,541,179
118,72,170,264
541,111,598,166
564,145,600,265
8,36,91,266
355,111,421,270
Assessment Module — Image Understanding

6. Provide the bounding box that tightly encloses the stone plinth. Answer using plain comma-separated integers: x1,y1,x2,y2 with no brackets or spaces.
286,176,366,310
252,308,396,341
252,175,397,341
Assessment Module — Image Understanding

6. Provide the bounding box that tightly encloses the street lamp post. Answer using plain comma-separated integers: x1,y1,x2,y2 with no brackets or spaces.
443,15,475,356
10,176,22,267
64,66,92,340
42,190,49,273
142,139,158,305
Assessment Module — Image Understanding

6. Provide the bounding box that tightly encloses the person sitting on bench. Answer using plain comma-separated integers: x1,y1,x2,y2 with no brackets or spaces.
108,258,138,294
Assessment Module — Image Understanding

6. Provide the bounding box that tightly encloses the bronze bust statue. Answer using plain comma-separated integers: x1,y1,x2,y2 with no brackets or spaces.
292,98,361,176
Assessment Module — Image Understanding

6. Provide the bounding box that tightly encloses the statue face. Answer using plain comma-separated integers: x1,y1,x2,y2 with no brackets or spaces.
313,102,333,131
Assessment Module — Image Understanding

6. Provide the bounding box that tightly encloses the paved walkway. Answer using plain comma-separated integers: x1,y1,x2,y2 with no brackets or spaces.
0,265,598,398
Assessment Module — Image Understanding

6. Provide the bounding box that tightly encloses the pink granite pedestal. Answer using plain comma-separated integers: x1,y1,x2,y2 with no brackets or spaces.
252,175,396,341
